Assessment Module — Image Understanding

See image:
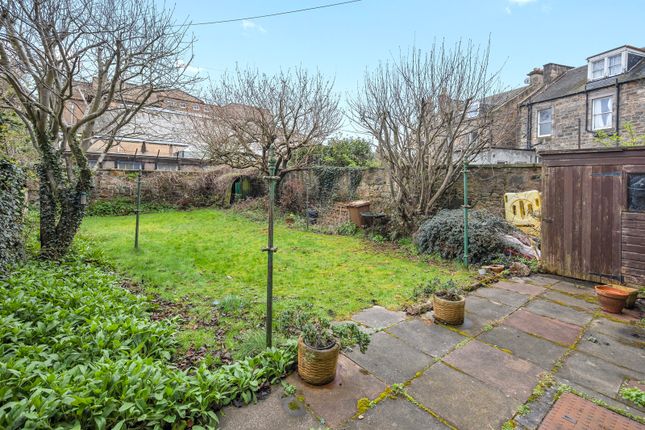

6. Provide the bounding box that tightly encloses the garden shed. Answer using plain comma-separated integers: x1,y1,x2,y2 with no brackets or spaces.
541,147,645,286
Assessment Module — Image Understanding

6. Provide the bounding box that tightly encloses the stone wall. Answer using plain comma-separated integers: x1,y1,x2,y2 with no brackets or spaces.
442,164,543,216
520,79,645,151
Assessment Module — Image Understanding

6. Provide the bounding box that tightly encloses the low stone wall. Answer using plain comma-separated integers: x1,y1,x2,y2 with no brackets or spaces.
85,163,542,218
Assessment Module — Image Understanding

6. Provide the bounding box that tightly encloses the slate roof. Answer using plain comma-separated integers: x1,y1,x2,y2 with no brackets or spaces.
483,85,531,107
527,56,645,104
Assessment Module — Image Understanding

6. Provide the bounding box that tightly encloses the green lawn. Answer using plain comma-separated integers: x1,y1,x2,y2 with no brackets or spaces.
79,209,473,353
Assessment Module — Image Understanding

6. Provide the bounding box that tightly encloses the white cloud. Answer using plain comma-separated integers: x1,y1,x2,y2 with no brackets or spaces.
175,60,204,75
509,0,537,4
505,6,512,14
241,20,266,34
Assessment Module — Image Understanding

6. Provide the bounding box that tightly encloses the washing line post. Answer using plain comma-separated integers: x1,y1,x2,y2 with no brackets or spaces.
134,168,142,249
263,141,279,348
463,160,470,267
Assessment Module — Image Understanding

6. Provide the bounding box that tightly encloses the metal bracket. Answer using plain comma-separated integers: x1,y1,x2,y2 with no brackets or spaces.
262,247,278,253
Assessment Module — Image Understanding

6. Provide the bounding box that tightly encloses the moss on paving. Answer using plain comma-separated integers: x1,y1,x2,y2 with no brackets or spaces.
80,208,472,352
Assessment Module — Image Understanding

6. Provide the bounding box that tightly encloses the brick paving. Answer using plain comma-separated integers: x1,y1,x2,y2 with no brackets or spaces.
220,275,645,429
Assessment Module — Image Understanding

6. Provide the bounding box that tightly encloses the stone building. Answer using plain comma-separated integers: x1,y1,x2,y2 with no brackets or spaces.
519,45,645,152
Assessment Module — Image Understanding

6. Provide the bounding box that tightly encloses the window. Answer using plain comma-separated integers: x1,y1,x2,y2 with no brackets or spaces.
591,60,605,79
179,102,186,108
156,162,178,171
192,104,200,111
592,97,613,130
537,108,553,137
608,54,622,76
466,101,480,119
628,174,645,212
116,161,142,171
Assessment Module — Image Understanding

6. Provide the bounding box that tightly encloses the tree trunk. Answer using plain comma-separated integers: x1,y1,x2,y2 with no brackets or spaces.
38,160,92,260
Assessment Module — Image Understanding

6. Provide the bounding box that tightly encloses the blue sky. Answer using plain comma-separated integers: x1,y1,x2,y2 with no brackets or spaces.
172,0,644,134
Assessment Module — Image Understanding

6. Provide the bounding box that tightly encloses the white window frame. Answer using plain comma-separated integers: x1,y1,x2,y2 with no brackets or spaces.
591,96,613,131
116,161,143,171
607,54,622,76
537,107,553,137
192,104,200,111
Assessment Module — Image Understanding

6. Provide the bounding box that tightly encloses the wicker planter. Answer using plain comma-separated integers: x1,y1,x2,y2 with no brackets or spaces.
297,337,340,386
433,294,465,325
595,285,629,314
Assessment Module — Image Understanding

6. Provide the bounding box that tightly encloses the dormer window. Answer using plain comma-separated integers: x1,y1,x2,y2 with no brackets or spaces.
466,101,480,119
587,46,645,81
608,54,622,76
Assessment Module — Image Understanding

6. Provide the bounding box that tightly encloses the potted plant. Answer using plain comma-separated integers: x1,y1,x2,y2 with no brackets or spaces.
609,284,638,309
433,282,465,325
297,317,369,386
595,285,630,314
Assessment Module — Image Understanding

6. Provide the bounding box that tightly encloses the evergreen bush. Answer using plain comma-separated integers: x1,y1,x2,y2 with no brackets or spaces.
414,209,516,264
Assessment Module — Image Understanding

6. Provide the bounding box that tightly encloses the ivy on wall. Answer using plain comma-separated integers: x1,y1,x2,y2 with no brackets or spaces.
0,157,25,276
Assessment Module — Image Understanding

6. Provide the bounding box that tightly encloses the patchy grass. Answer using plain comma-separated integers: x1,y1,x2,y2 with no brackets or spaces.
80,208,473,354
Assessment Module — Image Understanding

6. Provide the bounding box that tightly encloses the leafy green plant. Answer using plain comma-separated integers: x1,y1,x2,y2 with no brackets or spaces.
433,279,463,301
332,322,370,353
619,387,645,407
301,318,337,350
595,122,645,148
218,294,245,314
87,197,177,217
0,260,297,428
281,382,297,397
0,157,25,276
235,329,287,360
337,221,359,236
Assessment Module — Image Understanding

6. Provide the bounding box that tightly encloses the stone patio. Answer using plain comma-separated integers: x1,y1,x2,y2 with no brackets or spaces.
220,275,645,429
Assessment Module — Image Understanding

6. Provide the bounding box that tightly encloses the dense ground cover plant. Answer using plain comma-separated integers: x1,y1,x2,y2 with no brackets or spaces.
414,209,517,264
87,197,178,217
0,260,296,429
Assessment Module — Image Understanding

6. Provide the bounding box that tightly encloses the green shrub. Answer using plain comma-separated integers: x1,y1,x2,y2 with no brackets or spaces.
0,260,296,429
619,387,645,407
336,221,359,236
414,209,516,264
0,157,25,276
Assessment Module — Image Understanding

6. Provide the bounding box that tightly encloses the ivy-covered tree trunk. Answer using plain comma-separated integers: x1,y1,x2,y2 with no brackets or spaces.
37,138,92,260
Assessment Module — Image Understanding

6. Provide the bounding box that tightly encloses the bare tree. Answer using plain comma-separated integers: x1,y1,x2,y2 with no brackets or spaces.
193,66,342,178
349,40,507,232
0,0,196,259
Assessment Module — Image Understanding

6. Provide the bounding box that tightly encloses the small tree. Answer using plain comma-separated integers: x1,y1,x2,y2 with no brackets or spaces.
0,0,195,259
193,66,342,178
319,136,377,167
349,40,506,232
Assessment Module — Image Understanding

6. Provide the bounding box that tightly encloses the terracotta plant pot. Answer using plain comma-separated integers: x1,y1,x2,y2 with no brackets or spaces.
432,294,466,325
297,337,340,386
595,285,629,314
609,285,638,309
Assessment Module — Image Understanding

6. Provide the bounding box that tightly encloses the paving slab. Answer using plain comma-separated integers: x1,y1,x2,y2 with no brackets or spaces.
386,319,466,358
443,340,543,402
525,275,560,287
287,354,386,429
472,286,531,308
541,290,597,312
556,378,645,418
407,362,518,430
524,299,593,326
549,280,596,297
345,331,435,384
493,280,546,296
219,385,321,430
587,318,645,346
538,392,644,430
556,351,645,399
478,325,567,370
578,329,645,373
504,309,583,346
432,313,491,337
466,295,515,321
351,306,406,329
341,397,449,429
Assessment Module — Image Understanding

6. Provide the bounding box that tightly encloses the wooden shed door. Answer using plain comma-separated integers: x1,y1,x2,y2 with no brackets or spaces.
542,165,623,282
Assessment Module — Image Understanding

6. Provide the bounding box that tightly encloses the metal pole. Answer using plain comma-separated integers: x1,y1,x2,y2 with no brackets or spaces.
305,170,310,231
134,169,142,249
263,143,279,348
463,161,469,267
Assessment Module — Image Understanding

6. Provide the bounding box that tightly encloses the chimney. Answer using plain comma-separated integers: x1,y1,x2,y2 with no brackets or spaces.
542,63,573,85
527,67,544,86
